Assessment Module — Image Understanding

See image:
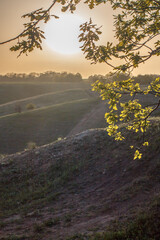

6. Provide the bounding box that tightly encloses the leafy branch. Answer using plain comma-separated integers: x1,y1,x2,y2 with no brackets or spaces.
0,0,57,44
92,76,160,159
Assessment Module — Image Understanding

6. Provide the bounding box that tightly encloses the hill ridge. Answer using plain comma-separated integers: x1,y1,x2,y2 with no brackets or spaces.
0,98,91,120
0,125,160,239
0,88,88,108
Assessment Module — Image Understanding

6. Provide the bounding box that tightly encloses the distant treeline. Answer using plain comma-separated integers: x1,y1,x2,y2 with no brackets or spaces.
0,72,159,84
0,71,83,82
87,73,160,84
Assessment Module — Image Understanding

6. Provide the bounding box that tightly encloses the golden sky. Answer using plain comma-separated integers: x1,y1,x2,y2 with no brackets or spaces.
0,0,159,77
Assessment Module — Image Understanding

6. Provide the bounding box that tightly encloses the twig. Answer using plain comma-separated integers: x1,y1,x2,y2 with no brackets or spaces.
0,0,57,45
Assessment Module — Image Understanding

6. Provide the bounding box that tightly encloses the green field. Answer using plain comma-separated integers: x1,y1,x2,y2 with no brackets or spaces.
0,81,159,154
0,88,95,117
0,82,100,154
0,82,90,104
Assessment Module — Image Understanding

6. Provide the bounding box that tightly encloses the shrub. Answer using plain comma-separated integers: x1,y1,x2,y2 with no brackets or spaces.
26,103,36,110
26,141,37,150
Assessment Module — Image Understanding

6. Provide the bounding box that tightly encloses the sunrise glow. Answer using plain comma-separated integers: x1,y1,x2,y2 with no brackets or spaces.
44,14,85,55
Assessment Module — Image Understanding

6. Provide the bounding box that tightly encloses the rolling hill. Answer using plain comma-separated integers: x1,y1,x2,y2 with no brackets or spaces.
0,81,160,239
0,82,90,105
0,98,102,154
0,88,95,117
0,82,107,154
0,121,160,239
0,81,159,155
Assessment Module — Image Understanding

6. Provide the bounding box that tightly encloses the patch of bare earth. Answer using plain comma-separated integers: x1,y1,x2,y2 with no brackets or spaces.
0,124,160,239
67,101,107,136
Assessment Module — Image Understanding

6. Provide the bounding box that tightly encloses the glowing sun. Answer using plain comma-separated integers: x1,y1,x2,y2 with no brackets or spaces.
45,14,85,55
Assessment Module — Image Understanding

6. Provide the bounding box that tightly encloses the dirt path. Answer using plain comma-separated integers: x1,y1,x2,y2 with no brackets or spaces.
67,101,107,137
0,89,84,108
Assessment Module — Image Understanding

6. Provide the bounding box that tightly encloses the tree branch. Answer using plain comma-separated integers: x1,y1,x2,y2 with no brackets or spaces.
0,0,57,45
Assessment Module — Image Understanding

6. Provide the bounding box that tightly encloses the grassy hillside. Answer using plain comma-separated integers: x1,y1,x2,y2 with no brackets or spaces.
0,88,95,117
0,122,159,239
0,81,103,154
0,82,90,104
0,81,159,155
0,98,99,154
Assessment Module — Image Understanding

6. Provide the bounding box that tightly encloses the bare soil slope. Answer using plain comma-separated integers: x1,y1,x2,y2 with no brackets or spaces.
67,101,107,136
0,122,160,239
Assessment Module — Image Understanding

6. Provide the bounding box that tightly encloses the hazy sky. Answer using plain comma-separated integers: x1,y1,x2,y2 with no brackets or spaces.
0,0,159,77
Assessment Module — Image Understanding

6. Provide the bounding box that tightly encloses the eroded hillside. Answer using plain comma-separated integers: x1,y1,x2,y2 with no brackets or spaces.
0,121,160,239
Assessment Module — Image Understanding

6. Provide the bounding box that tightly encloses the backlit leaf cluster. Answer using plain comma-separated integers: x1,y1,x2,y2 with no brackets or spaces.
9,7,60,57
79,0,160,73
78,0,160,159
92,77,160,159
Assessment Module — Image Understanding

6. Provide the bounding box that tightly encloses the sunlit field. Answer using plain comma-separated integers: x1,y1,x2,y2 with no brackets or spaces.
0,82,90,104
0,81,100,154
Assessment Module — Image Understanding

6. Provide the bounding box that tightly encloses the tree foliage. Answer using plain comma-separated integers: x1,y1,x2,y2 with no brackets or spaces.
80,0,160,72
0,71,82,82
0,0,160,159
